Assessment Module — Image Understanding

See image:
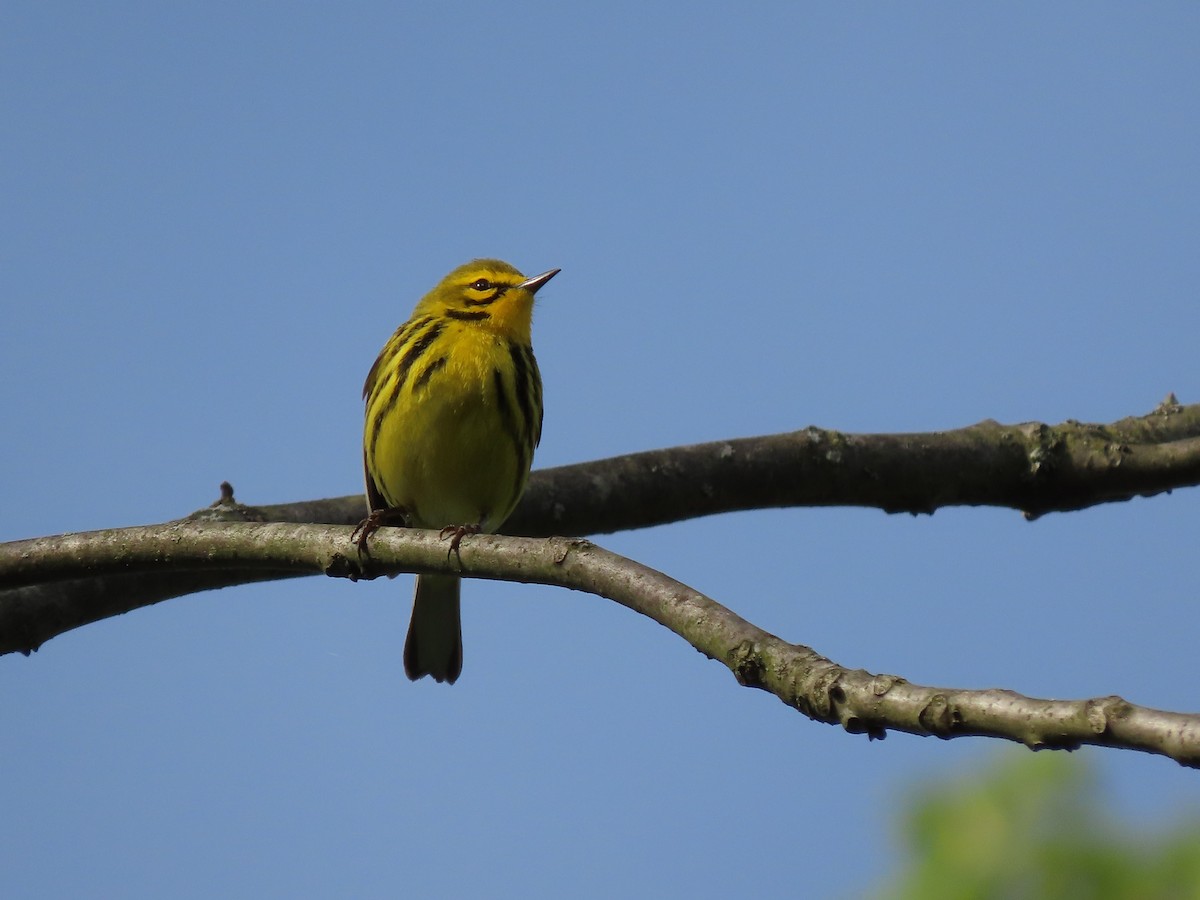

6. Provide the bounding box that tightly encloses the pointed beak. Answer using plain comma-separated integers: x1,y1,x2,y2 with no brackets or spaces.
520,268,560,294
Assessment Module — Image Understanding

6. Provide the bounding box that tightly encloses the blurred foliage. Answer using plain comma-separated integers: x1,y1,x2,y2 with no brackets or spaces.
876,751,1200,900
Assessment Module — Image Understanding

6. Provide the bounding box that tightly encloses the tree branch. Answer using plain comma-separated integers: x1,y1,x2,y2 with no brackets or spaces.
4,521,1197,767
255,394,1200,534
3,398,1198,654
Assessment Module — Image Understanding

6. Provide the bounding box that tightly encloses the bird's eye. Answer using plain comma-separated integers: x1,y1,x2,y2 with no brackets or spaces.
470,278,492,291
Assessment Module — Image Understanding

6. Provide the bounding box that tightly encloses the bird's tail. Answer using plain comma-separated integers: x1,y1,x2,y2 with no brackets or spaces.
403,574,463,684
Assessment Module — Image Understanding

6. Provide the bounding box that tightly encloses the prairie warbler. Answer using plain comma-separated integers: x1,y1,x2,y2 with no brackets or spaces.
358,259,559,684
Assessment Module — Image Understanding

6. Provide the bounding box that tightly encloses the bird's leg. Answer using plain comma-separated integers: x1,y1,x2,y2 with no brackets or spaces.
352,506,411,555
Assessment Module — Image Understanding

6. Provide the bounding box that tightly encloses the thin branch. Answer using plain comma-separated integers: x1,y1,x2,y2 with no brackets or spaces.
249,395,1200,535
3,521,1197,767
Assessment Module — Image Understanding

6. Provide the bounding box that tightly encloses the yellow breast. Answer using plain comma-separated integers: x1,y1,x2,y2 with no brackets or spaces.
366,321,533,531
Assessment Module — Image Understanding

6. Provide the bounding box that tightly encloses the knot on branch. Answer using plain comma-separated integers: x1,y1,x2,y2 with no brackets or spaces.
917,693,961,736
729,640,766,688
1155,392,1183,415
186,482,268,524
1023,424,1064,479
1085,695,1133,734
325,552,368,582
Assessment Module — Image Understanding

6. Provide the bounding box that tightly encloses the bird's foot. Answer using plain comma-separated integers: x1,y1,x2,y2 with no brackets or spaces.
351,506,410,555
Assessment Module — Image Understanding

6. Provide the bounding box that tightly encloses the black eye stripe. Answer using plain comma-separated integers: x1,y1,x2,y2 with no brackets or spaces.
463,282,509,306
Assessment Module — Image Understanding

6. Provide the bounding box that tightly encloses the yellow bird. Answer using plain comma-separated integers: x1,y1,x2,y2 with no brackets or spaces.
358,260,558,683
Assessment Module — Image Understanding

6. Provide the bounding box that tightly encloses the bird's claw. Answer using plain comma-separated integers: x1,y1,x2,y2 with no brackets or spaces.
352,507,410,555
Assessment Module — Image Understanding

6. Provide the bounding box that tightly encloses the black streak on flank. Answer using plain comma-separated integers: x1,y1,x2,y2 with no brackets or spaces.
413,355,448,392
366,321,444,463
492,366,519,451
508,342,537,450
394,321,444,391
525,345,544,448
493,365,529,496
363,314,433,400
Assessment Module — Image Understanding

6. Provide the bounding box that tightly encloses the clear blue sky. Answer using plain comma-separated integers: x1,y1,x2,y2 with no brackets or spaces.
4,4,1199,897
